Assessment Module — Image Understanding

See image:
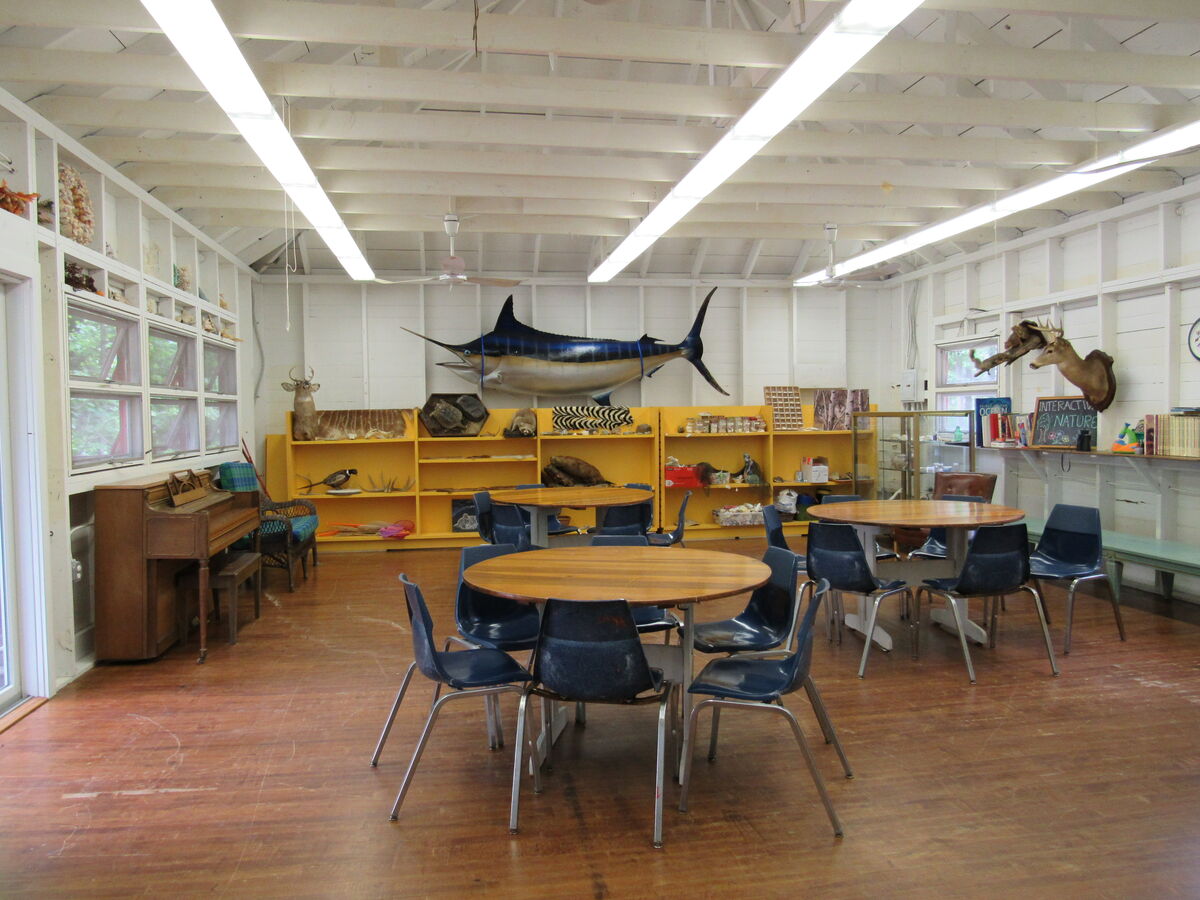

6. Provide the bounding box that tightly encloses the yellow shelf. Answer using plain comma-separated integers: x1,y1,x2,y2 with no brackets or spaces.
419,456,537,463
541,432,655,440
769,480,855,488
297,491,417,499
665,432,769,438
417,433,512,442
289,436,415,446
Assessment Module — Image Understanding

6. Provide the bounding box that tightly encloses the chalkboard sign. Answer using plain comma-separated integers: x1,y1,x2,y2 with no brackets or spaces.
1031,396,1097,448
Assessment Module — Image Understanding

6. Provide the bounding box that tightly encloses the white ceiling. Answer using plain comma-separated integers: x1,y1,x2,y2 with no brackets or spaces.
2,0,1199,282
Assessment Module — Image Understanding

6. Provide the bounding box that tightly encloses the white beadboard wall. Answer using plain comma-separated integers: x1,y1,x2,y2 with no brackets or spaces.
896,177,1200,601
252,281,899,459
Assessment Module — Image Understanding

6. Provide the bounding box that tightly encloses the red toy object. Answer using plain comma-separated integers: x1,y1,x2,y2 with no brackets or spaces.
664,465,703,488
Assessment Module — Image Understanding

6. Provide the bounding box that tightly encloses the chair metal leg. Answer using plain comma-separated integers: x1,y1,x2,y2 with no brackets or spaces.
910,588,921,660
989,595,1000,649
1031,578,1046,622
370,662,416,767
775,703,844,837
1020,585,1059,677
509,692,530,834
677,700,708,813
429,682,443,714
1064,581,1078,655
487,694,505,750
707,706,720,761
541,697,554,771
802,676,853,779
389,691,452,819
653,692,669,849
1106,575,1127,642
857,594,886,678
947,595,977,684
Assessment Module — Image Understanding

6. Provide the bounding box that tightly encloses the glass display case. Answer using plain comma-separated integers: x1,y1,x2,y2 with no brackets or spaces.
851,411,975,500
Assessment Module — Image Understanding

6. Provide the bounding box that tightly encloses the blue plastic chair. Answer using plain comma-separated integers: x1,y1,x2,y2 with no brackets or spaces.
589,535,680,638
371,575,534,832
594,482,654,536
921,523,1059,684
455,544,540,652
647,491,692,547
820,494,898,561
514,598,675,847
692,546,803,655
1029,504,1125,654
806,522,913,678
908,494,985,560
473,491,531,551
678,579,846,837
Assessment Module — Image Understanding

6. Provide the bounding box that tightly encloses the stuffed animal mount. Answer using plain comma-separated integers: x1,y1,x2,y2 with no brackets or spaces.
971,319,1116,412
282,367,408,440
541,455,609,487
403,290,728,406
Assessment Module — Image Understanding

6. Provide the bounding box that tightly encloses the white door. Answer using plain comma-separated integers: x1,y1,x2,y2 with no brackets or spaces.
0,282,21,711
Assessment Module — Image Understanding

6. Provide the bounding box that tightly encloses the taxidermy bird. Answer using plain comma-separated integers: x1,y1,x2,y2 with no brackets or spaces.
300,468,357,493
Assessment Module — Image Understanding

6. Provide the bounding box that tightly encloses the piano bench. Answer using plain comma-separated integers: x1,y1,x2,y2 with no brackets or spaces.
213,552,262,646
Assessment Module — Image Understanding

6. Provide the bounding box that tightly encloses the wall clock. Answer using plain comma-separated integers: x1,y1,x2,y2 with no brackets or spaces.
1190,317,1200,361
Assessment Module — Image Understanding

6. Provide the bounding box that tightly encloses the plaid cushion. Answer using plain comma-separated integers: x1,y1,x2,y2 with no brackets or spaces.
218,462,259,492
290,514,319,541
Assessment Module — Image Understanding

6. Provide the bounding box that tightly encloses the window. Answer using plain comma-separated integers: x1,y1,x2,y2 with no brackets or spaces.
203,342,236,395
148,326,196,390
67,303,140,384
150,397,200,459
937,338,998,388
204,400,238,451
70,392,143,468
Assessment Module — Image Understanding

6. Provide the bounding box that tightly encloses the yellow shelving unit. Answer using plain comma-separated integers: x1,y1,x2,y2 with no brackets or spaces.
271,403,864,550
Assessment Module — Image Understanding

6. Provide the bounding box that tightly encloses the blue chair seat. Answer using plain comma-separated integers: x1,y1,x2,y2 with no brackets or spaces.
922,575,961,592
459,609,541,650
688,655,795,702
631,606,678,633
437,648,533,689
1029,554,1099,579
909,536,948,560
693,614,786,653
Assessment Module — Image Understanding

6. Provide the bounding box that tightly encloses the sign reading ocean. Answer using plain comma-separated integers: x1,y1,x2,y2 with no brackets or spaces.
1031,396,1098,448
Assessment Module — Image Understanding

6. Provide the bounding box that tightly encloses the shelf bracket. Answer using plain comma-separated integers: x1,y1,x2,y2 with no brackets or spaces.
1121,456,1163,494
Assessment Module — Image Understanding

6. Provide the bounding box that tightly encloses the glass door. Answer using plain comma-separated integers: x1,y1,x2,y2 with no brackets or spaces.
0,282,20,711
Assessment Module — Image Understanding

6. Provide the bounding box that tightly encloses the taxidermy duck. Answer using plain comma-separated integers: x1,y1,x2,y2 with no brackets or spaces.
405,288,728,406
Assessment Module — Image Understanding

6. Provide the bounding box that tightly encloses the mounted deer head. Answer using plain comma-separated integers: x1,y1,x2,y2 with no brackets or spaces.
1026,322,1116,411
282,366,320,440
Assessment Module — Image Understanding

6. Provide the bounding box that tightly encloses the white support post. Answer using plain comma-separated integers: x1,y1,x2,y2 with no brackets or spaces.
1164,282,1182,410
1159,203,1182,272
1045,238,1063,295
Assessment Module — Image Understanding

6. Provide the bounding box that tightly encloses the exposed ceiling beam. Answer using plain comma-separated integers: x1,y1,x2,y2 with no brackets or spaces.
10,49,1194,131
926,0,1199,22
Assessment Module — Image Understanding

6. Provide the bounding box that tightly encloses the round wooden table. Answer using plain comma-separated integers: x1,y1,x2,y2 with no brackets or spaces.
807,499,1026,648
489,486,654,547
465,546,770,759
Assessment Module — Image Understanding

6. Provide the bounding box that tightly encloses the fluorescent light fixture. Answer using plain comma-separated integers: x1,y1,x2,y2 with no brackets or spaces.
139,0,374,281
794,117,1200,286
588,0,924,283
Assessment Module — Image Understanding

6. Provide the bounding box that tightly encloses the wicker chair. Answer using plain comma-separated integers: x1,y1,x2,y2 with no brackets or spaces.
218,463,318,592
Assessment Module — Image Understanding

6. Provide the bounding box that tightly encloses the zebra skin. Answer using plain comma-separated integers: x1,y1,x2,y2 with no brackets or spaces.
552,406,634,432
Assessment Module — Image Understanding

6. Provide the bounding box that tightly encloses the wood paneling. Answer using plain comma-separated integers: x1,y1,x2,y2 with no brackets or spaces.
1,540,1198,897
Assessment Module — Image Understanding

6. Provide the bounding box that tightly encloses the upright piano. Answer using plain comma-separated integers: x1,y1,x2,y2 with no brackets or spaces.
94,470,260,661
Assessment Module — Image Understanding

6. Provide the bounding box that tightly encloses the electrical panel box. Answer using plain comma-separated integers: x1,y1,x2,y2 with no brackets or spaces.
898,368,920,403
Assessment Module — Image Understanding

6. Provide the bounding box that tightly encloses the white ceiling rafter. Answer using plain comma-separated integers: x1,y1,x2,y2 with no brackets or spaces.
4,1,1197,281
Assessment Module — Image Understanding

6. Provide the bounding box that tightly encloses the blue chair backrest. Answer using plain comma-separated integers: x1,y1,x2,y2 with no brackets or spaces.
473,491,494,543
762,505,789,550
744,546,800,634
954,524,1030,595
597,483,654,534
671,491,693,536
805,522,877,593
821,494,862,504
927,494,983,543
780,579,830,694
456,543,521,628
533,599,656,701
475,490,530,549
1038,504,1103,568
590,534,650,546
400,574,452,684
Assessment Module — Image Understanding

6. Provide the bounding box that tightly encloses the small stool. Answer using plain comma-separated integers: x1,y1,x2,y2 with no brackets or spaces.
213,551,262,645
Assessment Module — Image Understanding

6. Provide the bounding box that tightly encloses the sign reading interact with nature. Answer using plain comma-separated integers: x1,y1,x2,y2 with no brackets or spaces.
405,290,728,406
1031,396,1098,448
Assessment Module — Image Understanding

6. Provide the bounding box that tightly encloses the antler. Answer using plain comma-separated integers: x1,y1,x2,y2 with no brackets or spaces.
287,366,300,383
306,365,315,381
1028,318,1063,341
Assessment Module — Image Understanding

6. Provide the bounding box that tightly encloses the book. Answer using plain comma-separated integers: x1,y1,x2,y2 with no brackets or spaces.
975,397,1012,447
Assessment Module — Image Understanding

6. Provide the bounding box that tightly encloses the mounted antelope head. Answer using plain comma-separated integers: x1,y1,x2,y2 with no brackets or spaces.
1026,322,1117,412
282,366,320,441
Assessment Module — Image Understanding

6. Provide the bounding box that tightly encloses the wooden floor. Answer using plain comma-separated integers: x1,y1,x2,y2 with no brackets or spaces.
2,539,1198,898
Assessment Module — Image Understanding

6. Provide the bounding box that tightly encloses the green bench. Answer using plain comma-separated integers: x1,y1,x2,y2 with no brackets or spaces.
1023,518,1200,601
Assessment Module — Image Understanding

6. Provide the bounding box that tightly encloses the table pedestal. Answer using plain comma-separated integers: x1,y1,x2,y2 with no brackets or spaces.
522,506,551,549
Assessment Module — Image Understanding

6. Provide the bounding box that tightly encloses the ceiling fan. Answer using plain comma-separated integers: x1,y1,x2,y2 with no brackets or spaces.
378,214,523,287
803,223,898,288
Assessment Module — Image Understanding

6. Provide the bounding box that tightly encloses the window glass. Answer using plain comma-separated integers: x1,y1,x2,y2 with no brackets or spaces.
148,327,197,389
937,339,998,387
203,342,236,395
69,392,143,468
150,396,200,459
204,400,238,451
67,304,140,385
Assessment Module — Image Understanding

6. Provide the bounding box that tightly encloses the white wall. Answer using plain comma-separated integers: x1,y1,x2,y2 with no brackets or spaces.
252,282,899,433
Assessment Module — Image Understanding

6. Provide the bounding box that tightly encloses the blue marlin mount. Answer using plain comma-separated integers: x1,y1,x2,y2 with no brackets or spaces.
405,288,729,406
